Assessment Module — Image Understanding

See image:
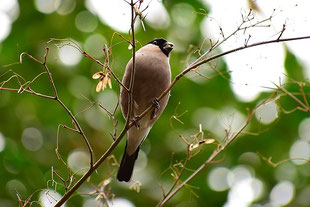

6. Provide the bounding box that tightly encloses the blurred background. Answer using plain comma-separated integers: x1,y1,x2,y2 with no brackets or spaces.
0,0,310,206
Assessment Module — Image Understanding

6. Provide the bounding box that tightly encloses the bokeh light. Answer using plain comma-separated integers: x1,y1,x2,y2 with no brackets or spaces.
0,12,11,42
130,151,149,183
192,107,246,140
34,0,60,14
168,2,196,51
208,167,230,191
21,127,43,151
0,0,17,12
0,132,6,152
86,0,131,33
289,139,310,165
223,165,264,207
56,0,76,15
83,107,109,131
98,89,118,112
227,165,253,187
201,0,285,102
67,150,89,175
225,178,264,207
68,75,92,98
171,3,196,27
201,0,310,101
144,0,170,30
0,0,19,22
270,180,295,206
133,164,154,185
6,179,27,198
192,107,223,138
274,162,297,182
84,33,107,59
87,0,169,32
255,102,278,125
75,10,98,33
134,150,147,172
257,0,310,76
298,118,310,141
58,44,82,66
39,189,66,207
81,89,118,130
238,152,261,167
228,45,284,102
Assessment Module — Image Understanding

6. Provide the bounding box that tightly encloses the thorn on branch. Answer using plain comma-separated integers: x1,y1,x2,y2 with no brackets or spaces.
219,27,225,39
277,23,286,40
244,34,251,46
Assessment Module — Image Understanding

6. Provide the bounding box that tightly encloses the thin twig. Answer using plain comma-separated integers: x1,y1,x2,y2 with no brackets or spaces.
41,48,94,166
7,48,95,166
130,35,310,129
54,1,139,206
126,0,138,127
275,83,309,112
157,96,279,206
83,52,128,90
54,35,310,206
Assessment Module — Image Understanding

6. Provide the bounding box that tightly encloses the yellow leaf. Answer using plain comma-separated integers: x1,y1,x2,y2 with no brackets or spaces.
92,72,102,79
102,76,108,89
96,81,102,92
203,139,215,144
189,143,199,151
108,78,112,89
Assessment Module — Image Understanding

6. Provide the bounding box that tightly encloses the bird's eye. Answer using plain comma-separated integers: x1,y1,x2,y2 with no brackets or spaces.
153,40,157,45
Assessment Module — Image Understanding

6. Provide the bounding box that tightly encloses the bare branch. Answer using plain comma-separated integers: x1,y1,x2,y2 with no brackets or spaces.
157,96,280,206
54,1,140,205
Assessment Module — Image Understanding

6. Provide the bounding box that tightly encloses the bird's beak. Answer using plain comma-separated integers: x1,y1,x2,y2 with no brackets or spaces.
163,42,174,52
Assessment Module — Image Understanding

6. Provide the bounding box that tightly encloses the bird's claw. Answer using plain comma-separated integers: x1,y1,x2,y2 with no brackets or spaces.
151,98,160,119
132,115,140,129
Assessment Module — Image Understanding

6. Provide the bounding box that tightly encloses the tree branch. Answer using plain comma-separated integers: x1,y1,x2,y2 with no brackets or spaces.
157,96,280,206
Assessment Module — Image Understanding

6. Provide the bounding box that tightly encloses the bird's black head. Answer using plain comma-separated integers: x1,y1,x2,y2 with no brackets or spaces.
147,38,174,57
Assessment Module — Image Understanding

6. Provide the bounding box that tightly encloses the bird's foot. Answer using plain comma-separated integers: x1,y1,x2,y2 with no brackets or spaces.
151,98,160,119
132,115,140,129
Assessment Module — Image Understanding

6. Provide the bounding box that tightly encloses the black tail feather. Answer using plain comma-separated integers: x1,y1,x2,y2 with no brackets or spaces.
117,144,140,182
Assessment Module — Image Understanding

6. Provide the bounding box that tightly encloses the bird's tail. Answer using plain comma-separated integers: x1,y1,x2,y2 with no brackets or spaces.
116,143,140,182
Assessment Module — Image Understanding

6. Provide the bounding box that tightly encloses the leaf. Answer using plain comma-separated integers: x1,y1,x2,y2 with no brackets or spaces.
96,81,103,92
92,72,102,79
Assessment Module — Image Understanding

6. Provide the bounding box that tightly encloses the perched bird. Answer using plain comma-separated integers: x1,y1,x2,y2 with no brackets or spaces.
117,38,173,182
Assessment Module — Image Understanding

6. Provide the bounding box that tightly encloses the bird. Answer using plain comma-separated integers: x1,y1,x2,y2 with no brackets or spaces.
117,38,173,182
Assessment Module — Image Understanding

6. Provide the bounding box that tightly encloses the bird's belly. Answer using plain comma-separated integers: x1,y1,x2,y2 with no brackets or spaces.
133,69,170,113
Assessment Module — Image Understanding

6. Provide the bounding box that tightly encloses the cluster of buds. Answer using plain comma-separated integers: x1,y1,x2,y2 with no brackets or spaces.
92,66,112,93
92,44,112,93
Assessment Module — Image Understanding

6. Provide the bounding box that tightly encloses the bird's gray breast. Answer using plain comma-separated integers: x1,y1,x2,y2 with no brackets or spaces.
132,53,171,113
